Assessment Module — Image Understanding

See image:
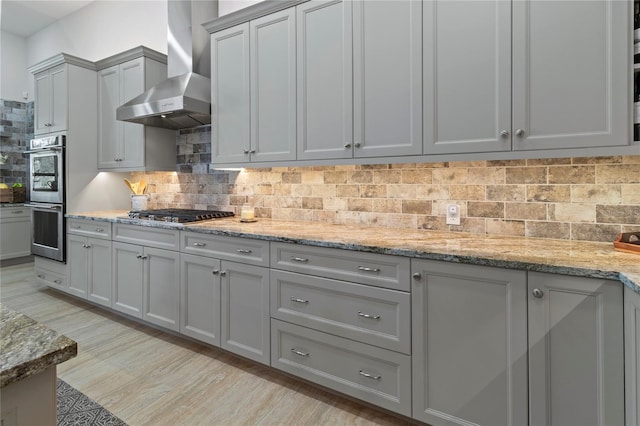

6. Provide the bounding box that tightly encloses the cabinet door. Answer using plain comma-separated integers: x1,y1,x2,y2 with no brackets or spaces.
353,0,422,158
423,0,511,154
67,234,88,298
0,210,31,259
112,241,143,318
87,237,112,307
34,70,51,135
250,8,296,162
220,261,270,365
180,253,221,346
296,0,353,160
411,259,528,426
626,286,640,426
512,1,629,150
49,64,68,133
98,65,121,169
528,272,624,426
211,23,250,164
143,247,180,331
119,58,145,168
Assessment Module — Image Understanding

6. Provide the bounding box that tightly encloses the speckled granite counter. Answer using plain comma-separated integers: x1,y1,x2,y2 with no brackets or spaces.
68,210,640,294
0,304,77,388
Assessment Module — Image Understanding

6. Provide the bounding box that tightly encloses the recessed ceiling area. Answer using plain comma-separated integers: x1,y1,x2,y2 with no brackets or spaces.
1,0,94,38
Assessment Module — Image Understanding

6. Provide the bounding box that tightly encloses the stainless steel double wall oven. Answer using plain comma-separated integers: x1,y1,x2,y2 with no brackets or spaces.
25,133,66,262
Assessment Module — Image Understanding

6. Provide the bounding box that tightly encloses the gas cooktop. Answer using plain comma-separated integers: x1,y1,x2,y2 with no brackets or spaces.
126,209,234,223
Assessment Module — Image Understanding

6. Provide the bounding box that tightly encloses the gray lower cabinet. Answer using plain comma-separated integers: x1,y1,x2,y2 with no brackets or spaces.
112,241,144,318
68,234,112,306
220,261,270,365
528,272,624,426
180,253,221,346
271,318,412,416
626,286,640,426
411,259,528,426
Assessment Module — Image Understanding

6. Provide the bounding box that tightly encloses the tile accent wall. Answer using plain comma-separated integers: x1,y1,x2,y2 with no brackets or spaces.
138,127,638,243
0,99,33,187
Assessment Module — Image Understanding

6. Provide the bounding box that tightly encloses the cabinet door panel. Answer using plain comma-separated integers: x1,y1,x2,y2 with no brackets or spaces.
67,234,88,298
296,0,353,160
212,23,250,164
120,58,145,167
424,0,511,154
49,64,67,133
112,242,143,318
528,272,624,426
180,253,221,346
353,0,422,157
88,238,112,307
221,261,270,364
143,247,180,331
98,66,120,168
412,259,527,426
250,9,296,162
34,71,51,135
513,0,629,150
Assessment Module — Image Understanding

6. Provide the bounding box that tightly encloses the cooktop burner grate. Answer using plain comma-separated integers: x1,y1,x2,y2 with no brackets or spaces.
127,209,235,223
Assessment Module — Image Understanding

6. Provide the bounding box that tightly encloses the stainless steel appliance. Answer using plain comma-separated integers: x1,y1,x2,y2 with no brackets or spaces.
25,134,66,262
125,209,234,223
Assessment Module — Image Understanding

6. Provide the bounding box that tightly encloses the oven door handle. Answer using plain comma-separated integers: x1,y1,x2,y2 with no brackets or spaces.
24,203,62,210
25,147,64,154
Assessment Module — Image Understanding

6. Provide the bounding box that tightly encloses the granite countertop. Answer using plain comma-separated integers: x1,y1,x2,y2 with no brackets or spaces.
0,304,77,388
68,210,640,294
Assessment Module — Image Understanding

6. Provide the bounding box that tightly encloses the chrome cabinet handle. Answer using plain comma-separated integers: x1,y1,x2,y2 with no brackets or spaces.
515,128,526,137
95,228,103,232
290,256,309,263
243,149,250,154
236,249,252,254
12,210,23,214
220,271,227,276
291,348,309,357
71,225,81,229
500,130,510,137
358,370,381,380
354,142,361,148
358,266,380,273
136,254,147,259
290,297,309,304
192,242,206,247
53,279,62,284
412,272,422,280
344,143,352,149
532,288,544,298
37,273,44,279
249,149,256,154
141,255,148,260
358,311,381,320
212,269,220,275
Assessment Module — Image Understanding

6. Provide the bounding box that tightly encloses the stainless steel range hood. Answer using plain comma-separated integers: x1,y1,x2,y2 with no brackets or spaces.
117,0,217,130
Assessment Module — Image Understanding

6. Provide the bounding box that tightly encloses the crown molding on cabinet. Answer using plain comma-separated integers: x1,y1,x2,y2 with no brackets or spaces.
95,46,167,71
28,53,97,74
202,0,308,34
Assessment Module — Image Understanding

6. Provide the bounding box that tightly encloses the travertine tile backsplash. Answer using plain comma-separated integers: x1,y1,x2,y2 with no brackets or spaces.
131,126,640,243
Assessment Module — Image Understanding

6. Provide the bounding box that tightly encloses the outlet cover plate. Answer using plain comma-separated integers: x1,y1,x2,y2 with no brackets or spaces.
446,204,461,225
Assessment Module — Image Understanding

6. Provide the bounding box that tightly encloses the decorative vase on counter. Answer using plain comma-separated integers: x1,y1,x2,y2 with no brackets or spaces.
131,194,149,211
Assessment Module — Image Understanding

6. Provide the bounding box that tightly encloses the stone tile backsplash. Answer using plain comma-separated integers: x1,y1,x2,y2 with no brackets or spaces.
0,99,33,188
129,126,640,243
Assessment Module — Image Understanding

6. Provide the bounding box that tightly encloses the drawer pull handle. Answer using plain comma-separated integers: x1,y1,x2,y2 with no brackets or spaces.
37,273,44,279
291,348,309,357
358,266,380,273
71,225,81,229
95,228,104,232
12,210,23,214
358,311,381,320
290,256,309,263
236,249,252,254
53,279,62,284
359,370,381,380
136,254,147,260
290,297,309,304
192,242,207,247
212,269,220,275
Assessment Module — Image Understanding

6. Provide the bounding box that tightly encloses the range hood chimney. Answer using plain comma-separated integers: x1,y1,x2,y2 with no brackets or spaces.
116,0,217,130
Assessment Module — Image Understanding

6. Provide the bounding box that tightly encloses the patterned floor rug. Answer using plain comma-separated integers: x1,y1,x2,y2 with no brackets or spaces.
57,379,127,426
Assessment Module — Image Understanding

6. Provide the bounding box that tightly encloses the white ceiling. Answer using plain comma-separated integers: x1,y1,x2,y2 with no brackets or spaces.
1,0,95,38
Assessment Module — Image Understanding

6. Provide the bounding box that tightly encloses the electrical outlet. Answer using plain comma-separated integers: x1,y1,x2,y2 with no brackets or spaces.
446,204,461,225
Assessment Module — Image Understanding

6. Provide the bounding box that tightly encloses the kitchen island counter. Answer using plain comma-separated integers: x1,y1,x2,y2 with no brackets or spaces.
67,210,640,293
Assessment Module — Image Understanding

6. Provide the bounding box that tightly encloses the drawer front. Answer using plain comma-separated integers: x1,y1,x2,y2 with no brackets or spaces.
181,232,269,266
0,207,30,220
271,319,412,416
67,219,112,239
271,242,410,291
35,268,67,292
113,224,179,251
271,270,410,354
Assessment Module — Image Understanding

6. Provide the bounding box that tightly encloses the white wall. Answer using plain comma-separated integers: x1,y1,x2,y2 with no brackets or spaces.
0,31,29,101
219,0,264,16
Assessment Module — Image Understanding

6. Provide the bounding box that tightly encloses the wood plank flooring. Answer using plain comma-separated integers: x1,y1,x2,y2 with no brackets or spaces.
0,263,414,426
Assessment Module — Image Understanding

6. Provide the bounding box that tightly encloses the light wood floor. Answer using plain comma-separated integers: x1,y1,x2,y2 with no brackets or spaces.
0,262,414,426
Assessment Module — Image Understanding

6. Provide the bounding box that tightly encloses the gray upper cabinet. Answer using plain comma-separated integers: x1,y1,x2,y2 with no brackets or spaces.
296,0,353,161
411,259,528,426
250,9,297,162
211,23,251,164
512,0,630,150
212,10,296,164
423,0,511,154
353,0,422,158
34,64,68,135
528,272,624,426
97,48,176,171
